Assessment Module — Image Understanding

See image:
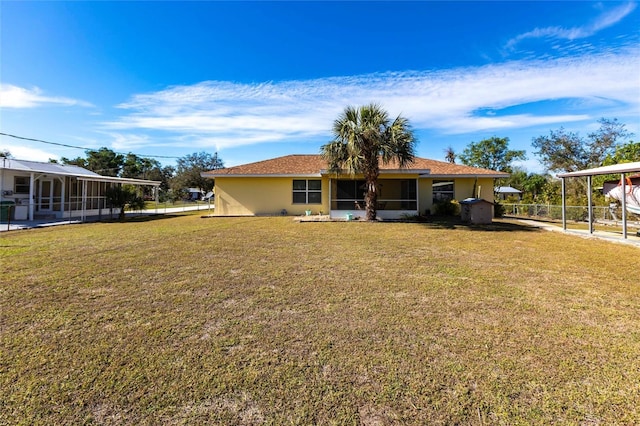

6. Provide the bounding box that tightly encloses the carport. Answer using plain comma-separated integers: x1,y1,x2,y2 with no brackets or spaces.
558,162,640,239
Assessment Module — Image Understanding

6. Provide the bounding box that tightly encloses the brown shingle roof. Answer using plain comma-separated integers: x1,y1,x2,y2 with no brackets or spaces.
203,154,509,177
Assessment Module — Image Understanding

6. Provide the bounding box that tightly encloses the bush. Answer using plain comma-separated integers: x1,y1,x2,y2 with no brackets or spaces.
434,199,460,216
494,201,505,218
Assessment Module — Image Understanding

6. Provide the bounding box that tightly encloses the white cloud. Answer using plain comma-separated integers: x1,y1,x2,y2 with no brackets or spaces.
0,84,93,108
105,46,640,151
506,2,636,49
0,145,59,163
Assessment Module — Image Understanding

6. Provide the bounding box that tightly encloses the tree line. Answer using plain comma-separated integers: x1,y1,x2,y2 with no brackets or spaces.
449,118,638,205
55,149,224,202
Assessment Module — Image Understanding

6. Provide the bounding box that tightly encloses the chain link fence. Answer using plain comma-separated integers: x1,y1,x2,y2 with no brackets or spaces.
501,203,640,224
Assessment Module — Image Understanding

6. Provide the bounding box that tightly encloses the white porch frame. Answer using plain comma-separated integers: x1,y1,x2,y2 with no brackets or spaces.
327,177,421,220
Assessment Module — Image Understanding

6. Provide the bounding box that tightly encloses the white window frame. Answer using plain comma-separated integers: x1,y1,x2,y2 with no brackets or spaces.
433,180,455,202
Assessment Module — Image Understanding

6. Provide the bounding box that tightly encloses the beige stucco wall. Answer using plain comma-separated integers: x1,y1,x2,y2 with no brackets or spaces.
213,176,330,216
417,178,433,215
213,175,497,216
455,177,495,201
417,177,496,214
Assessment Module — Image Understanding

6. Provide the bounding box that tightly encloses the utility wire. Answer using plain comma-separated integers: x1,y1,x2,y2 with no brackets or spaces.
0,132,181,160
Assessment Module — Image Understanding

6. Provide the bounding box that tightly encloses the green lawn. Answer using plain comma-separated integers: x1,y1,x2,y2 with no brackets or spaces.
1,214,639,424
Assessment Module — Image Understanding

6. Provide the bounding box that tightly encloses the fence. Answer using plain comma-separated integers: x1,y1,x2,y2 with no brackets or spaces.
501,203,640,223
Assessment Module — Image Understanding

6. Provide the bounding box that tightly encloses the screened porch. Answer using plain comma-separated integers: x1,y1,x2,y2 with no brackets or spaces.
329,178,418,219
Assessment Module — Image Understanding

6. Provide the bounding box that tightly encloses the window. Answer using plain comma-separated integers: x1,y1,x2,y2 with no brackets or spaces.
293,179,322,204
336,180,365,200
433,180,454,203
14,176,30,194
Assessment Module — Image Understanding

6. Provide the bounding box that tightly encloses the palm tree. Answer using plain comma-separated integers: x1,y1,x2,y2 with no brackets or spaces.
321,103,417,221
444,146,456,164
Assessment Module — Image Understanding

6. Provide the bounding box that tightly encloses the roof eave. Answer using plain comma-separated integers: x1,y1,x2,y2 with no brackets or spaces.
76,176,161,186
427,173,509,179
202,173,323,178
557,162,640,178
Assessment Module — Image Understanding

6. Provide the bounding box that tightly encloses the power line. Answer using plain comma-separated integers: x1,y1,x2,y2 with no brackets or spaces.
0,132,181,160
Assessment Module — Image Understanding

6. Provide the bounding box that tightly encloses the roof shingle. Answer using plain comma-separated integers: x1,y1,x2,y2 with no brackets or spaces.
203,154,509,177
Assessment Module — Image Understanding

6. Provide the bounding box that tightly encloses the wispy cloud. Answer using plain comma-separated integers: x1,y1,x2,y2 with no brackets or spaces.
506,2,636,50
0,84,93,108
105,46,639,152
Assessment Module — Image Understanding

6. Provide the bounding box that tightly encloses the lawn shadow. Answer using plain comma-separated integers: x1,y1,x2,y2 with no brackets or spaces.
99,212,192,224
410,216,541,232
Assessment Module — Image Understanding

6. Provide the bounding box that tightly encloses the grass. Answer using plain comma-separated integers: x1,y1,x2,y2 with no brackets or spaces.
1,214,639,424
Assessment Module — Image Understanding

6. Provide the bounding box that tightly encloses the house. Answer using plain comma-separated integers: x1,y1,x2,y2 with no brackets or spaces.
0,158,160,221
494,186,522,200
187,188,204,201
201,154,508,219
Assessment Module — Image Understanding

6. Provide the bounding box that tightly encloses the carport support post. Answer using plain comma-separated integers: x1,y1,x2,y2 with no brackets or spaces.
561,177,567,231
587,175,593,234
621,173,627,239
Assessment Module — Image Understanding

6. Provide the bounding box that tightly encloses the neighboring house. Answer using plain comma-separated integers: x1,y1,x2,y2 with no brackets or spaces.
495,186,523,200
0,158,160,221
187,188,204,201
201,154,509,219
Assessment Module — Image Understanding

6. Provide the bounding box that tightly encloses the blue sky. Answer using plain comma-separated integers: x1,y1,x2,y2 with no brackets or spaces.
1,1,639,172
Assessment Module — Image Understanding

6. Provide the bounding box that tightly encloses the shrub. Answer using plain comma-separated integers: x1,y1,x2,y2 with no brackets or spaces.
434,199,460,216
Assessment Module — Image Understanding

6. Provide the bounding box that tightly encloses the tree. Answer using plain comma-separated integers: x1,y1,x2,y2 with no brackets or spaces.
60,155,88,168
62,147,124,176
121,153,172,200
602,141,640,166
105,185,144,221
504,167,551,202
444,146,456,164
321,103,417,221
85,148,124,176
0,150,11,158
122,153,156,179
532,118,632,173
458,136,526,173
147,165,175,197
171,152,224,197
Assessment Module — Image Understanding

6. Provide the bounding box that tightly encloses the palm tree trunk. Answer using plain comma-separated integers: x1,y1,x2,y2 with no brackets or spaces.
364,176,377,220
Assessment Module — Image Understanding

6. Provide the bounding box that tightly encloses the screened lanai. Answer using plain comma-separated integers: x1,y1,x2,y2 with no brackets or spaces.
0,158,160,222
